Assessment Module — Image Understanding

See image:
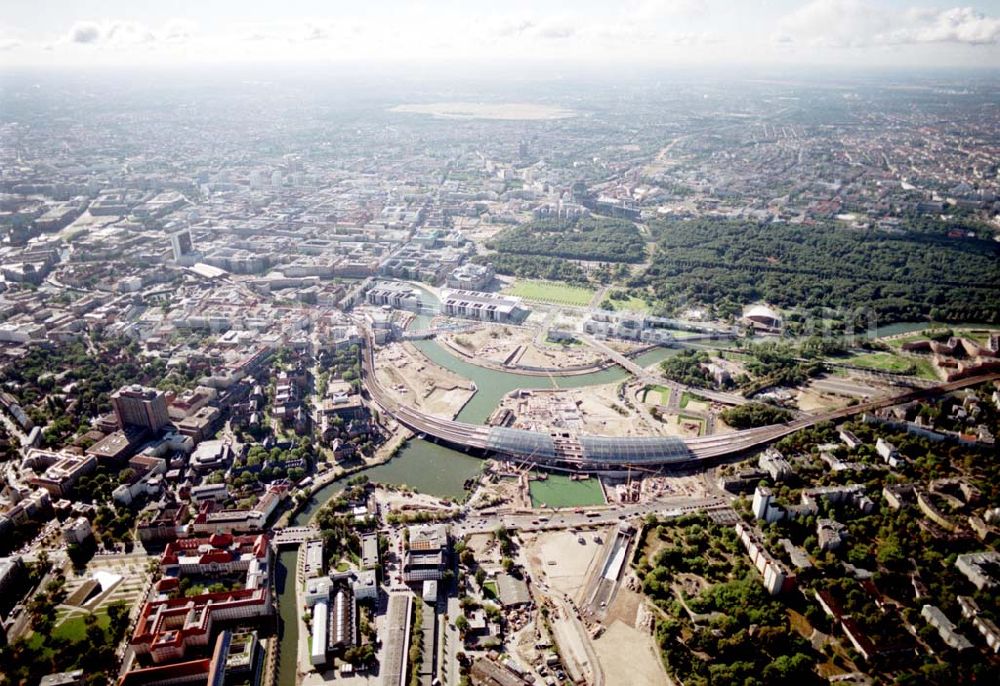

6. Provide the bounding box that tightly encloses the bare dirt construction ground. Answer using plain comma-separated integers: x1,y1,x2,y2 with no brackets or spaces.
374,342,474,418
519,340,604,369
442,325,603,370
608,473,713,505
501,384,659,437
796,385,859,413
593,615,670,686
652,412,700,438
374,488,456,516
524,529,608,603
466,532,503,566
443,325,528,365
468,473,526,509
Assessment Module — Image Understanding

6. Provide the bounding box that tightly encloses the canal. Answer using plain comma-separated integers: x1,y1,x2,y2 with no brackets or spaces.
274,440,484,686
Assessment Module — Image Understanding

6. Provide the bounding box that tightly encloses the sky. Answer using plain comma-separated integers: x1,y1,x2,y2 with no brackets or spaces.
0,0,998,70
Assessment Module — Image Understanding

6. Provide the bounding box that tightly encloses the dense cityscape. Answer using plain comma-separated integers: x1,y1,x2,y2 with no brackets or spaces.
0,12,999,686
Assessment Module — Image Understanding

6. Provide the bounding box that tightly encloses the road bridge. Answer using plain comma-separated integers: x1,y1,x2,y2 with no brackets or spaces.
271,526,321,547
581,333,749,406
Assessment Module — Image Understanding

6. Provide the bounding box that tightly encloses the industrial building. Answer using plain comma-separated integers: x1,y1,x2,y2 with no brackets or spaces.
403,525,449,583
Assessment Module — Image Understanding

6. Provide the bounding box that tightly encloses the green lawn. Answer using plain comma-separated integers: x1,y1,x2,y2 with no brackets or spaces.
529,474,605,508
911,358,940,381
607,295,650,313
849,352,917,374
53,610,110,642
482,581,498,600
505,280,596,307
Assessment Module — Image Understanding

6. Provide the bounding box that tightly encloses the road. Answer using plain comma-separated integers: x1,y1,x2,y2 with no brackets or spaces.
440,596,462,686
580,333,749,407
449,495,726,539
549,592,604,686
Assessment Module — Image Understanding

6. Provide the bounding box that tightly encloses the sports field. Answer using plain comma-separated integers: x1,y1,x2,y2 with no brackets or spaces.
505,280,595,306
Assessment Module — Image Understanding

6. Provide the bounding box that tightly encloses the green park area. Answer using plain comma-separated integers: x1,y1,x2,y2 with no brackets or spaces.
603,294,651,313
505,280,595,307
848,352,937,380
529,474,606,508
848,352,913,372
52,610,111,642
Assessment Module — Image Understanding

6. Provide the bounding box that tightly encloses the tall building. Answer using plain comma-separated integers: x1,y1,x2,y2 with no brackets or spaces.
112,385,170,432
169,229,194,262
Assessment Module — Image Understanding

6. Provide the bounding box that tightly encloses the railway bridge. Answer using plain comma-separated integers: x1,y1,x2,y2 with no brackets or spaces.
362,330,997,472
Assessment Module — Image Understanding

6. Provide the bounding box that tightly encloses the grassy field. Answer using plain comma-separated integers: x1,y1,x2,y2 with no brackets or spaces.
482,580,499,600
53,610,110,642
505,280,595,306
849,352,917,374
606,295,651,313
911,358,940,380
529,474,605,508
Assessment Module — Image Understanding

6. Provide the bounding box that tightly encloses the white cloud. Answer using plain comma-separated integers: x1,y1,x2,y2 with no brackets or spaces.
492,19,535,38
162,19,197,43
105,21,155,45
631,0,708,20
68,21,102,45
63,19,195,48
777,1,1000,48
896,7,1000,45
534,21,577,40
235,21,349,44
0,38,21,51
301,24,331,42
